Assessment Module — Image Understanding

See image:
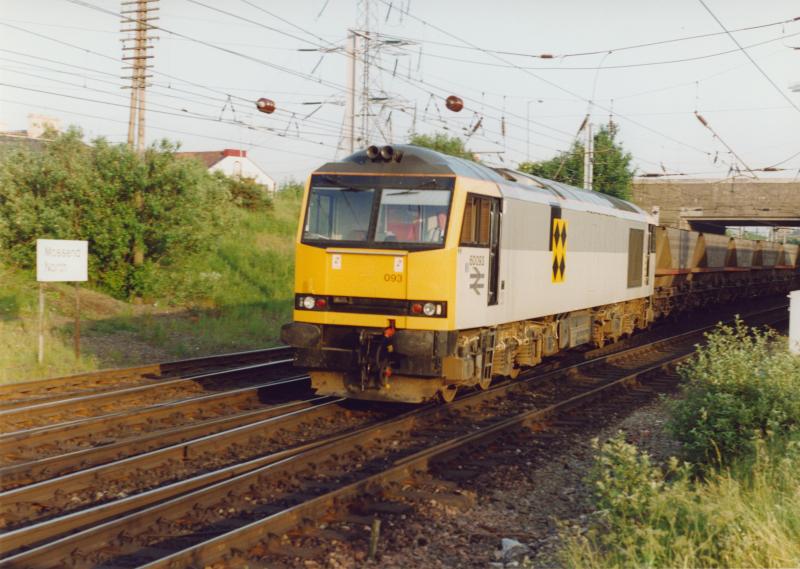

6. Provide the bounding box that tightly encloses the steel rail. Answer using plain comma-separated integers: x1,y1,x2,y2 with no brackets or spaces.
0,375,311,475
0,376,315,488
2,305,788,568
140,310,792,569
0,345,293,407
0,396,351,554
144,358,689,569
0,358,294,433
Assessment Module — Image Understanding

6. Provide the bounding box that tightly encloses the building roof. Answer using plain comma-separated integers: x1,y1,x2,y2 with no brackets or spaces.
175,148,248,168
0,133,49,152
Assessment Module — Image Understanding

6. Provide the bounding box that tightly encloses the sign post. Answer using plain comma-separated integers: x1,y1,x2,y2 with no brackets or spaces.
790,290,800,356
36,239,88,363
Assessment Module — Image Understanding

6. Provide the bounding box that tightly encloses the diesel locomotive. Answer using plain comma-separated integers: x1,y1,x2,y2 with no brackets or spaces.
280,145,800,403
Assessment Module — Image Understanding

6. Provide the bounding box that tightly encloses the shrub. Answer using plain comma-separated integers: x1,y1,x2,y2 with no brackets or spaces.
216,172,272,211
0,129,230,299
668,319,800,465
563,433,800,568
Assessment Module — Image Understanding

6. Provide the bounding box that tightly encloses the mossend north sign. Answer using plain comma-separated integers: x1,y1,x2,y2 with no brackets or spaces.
36,239,88,282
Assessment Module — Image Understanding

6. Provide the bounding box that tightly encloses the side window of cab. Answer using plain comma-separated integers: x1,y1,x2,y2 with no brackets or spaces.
459,194,492,247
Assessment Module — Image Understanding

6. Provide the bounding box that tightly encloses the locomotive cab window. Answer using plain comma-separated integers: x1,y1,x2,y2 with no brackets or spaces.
304,186,374,242
302,175,455,250
375,189,451,244
460,194,494,247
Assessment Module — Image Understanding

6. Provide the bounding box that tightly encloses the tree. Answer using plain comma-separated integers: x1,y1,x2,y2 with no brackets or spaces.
408,132,476,161
0,128,229,298
518,124,635,200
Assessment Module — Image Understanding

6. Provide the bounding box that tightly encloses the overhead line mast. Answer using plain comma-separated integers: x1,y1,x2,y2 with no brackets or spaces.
121,0,158,154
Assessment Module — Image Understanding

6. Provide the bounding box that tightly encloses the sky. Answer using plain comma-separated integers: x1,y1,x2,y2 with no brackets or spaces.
1,0,798,184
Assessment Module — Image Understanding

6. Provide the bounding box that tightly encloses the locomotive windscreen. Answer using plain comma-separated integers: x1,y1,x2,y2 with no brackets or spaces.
302,174,454,250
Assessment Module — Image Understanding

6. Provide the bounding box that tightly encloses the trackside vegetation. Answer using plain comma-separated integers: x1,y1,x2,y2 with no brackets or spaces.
0,130,302,380
0,128,230,299
561,321,800,568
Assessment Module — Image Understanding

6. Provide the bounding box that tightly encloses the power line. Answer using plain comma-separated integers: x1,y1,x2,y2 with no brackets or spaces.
696,0,800,115
0,82,342,148
402,31,800,71
0,25,349,141
373,15,800,59
0,96,333,161
61,0,352,94
374,0,724,163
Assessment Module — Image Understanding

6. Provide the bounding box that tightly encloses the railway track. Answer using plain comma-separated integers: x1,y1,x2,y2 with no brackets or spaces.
1,304,787,568
0,346,293,409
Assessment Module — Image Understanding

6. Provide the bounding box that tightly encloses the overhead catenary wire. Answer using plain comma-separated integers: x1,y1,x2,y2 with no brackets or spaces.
0,27,353,143
0,95,332,163
147,1,576,157
372,0,735,165
40,5,532,158
0,82,345,149
696,0,800,115
179,0,687,170
396,30,800,71
693,111,758,178
372,15,800,59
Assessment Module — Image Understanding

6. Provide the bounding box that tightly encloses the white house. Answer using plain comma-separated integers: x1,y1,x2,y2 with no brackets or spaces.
176,149,277,193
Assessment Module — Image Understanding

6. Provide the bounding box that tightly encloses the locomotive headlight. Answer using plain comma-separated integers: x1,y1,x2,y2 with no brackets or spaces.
302,296,316,310
422,302,436,316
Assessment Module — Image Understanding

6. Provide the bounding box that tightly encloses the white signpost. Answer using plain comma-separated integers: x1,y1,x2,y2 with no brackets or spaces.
790,290,800,356
36,239,88,363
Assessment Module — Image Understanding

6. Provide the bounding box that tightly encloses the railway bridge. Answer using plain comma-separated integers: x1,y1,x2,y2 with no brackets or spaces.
632,178,800,235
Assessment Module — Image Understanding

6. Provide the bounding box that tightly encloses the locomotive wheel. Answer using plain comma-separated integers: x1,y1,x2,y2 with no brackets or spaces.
438,385,458,403
477,375,492,390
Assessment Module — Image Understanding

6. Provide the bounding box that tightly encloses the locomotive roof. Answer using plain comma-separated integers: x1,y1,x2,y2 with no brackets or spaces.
314,144,508,183
315,145,650,221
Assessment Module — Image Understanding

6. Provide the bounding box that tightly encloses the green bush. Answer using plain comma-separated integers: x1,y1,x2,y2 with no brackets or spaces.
668,319,800,465
0,129,230,299
563,433,800,568
215,172,272,211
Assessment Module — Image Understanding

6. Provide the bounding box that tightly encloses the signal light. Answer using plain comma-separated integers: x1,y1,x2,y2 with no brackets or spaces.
366,145,380,160
301,296,315,310
422,302,436,316
380,145,394,160
256,98,276,114
315,298,327,309
446,95,463,112
411,303,423,314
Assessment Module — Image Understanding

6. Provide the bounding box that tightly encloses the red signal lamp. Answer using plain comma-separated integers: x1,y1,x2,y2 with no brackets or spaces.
446,95,463,112
315,297,327,309
256,98,276,114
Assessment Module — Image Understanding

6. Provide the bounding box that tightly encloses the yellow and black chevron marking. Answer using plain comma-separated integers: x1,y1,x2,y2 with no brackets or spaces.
551,218,567,283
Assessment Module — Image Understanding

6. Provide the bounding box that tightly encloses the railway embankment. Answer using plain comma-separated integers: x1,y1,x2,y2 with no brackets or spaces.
0,183,301,384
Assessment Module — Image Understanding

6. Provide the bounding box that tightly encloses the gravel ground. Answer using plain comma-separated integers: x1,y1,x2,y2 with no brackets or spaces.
259,393,681,569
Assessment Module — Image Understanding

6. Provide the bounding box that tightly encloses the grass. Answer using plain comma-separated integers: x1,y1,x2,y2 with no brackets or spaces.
91,188,302,357
0,265,99,383
562,435,800,568
0,187,302,381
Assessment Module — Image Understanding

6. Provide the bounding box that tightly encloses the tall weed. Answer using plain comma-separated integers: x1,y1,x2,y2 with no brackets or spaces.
668,319,800,465
563,433,800,568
